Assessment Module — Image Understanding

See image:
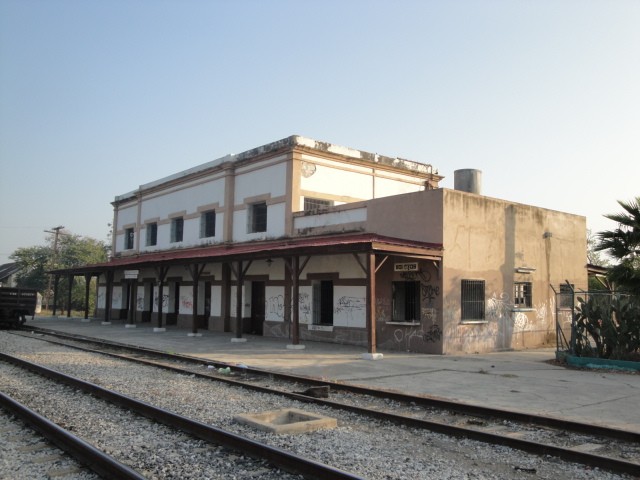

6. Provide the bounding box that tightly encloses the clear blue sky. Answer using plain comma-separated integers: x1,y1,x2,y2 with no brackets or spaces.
1,0,638,264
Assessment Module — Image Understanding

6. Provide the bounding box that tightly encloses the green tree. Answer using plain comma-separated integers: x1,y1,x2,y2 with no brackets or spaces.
587,229,610,290
9,245,52,292
596,197,640,293
10,230,109,312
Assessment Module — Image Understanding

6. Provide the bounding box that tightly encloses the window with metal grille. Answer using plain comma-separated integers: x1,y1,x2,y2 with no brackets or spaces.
171,217,184,243
312,280,334,325
304,197,333,213
514,282,532,308
146,223,157,246
392,281,421,322
461,279,485,321
200,210,216,238
558,283,574,309
125,228,134,250
249,202,267,233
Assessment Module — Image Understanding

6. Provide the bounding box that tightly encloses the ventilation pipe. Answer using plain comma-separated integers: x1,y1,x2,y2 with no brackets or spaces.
454,169,482,195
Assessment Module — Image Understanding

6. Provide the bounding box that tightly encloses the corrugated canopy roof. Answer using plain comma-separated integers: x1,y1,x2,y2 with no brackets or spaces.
50,233,443,275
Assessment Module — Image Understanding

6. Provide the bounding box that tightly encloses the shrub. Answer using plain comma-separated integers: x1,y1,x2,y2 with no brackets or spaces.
574,294,640,360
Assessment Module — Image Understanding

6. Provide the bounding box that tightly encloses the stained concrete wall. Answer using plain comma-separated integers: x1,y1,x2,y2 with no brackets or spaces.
440,189,587,354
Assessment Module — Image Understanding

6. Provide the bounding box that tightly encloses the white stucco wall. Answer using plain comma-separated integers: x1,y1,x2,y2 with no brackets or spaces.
234,160,287,202
374,175,424,197
97,286,105,308
233,202,286,241
265,286,285,322
294,207,367,230
140,178,225,222
301,163,373,200
111,286,123,309
334,286,366,328
211,285,222,317
302,255,366,278
298,286,312,325
116,204,138,229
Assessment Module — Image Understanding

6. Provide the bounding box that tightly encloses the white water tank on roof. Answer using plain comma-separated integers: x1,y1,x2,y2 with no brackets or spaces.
454,169,482,195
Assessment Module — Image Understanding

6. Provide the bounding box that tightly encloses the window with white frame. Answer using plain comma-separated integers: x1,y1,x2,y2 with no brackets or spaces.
171,217,184,243
200,210,215,238
146,223,157,246
514,282,532,308
461,279,485,321
124,228,134,250
392,281,421,322
249,202,267,233
312,280,333,325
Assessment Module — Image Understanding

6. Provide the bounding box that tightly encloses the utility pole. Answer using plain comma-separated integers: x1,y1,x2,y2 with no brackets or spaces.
44,226,65,311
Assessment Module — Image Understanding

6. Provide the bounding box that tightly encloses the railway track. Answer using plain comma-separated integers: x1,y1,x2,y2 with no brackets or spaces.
6,327,640,478
0,350,363,479
0,402,102,480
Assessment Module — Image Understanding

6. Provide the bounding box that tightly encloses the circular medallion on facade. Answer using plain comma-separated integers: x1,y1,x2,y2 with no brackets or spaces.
301,161,317,178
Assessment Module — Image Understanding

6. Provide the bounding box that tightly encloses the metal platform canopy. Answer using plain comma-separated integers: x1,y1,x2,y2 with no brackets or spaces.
49,233,443,355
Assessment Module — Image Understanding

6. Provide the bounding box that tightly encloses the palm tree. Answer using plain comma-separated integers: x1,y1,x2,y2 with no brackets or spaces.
596,196,640,293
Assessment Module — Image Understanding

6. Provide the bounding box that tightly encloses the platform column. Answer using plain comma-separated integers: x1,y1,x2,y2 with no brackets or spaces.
154,265,169,332
103,270,113,325
363,252,383,360
188,263,206,337
83,273,92,320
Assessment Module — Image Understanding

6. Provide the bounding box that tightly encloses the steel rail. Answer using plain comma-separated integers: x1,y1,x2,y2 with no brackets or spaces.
9,331,640,477
0,390,145,480
0,351,363,480
18,326,640,443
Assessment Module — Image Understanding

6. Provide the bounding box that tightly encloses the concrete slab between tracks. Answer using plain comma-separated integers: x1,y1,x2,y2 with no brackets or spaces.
23,316,640,434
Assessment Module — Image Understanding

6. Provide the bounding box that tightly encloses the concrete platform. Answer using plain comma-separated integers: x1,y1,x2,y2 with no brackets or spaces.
22,316,640,433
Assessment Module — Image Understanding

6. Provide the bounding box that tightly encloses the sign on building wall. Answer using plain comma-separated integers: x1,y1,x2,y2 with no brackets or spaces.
124,270,139,279
394,263,418,272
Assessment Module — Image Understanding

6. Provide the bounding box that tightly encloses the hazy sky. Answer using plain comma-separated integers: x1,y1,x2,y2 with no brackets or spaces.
1,0,638,264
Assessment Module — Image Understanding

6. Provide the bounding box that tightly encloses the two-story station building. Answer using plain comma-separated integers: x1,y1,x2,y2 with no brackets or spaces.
52,135,587,356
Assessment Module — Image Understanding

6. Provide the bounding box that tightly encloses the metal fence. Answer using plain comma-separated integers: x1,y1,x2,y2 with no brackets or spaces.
553,284,638,358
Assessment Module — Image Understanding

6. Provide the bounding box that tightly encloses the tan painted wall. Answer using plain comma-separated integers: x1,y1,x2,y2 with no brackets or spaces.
440,189,587,354
366,189,444,245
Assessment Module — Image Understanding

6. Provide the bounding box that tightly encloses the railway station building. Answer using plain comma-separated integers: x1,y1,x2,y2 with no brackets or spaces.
53,135,587,356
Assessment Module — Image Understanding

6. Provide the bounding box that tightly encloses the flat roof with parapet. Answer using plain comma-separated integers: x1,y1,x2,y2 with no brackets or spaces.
114,135,439,203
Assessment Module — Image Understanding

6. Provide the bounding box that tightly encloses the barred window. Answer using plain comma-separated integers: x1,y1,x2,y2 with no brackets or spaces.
249,202,267,233
124,228,134,250
146,223,157,246
461,279,485,321
558,283,575,309
304,197,333,213
200,211,216,238
392,281,421,322
171,217,184,243
514,282,532,308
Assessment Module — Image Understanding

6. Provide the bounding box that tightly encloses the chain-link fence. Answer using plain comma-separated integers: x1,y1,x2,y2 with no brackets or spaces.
553,284,640,360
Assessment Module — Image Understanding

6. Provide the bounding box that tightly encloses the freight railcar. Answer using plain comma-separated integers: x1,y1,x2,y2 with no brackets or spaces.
0,287,38,327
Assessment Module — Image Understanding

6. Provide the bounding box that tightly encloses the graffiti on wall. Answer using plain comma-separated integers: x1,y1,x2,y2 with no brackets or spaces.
180,296,193,312
336,296,365,322
442,290,557,353
299,292,310,322
153,291,169,310
399,270,440,307
267,295,285,319
375,297,390,322
391,323,442,350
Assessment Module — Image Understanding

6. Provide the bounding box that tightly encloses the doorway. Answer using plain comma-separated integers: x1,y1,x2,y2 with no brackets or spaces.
250,281,265,335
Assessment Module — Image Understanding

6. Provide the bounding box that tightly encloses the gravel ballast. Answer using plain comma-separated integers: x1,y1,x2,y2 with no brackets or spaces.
0,331,633,480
